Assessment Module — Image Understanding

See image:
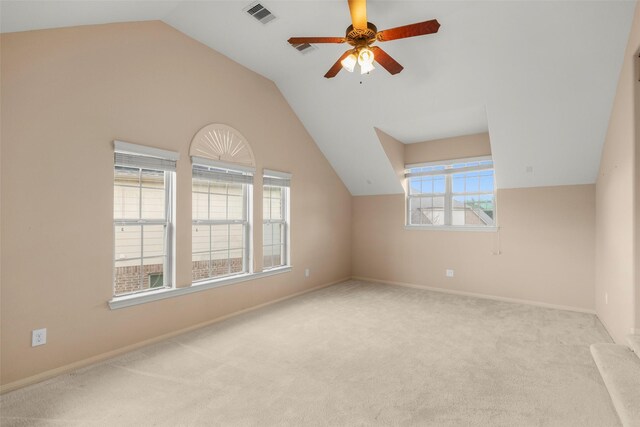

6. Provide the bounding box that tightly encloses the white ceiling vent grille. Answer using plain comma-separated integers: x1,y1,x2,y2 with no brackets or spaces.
291,43,318,55
244,2,276,24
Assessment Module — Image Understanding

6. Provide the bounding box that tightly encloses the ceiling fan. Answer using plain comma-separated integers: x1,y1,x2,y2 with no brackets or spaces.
287,0,440,78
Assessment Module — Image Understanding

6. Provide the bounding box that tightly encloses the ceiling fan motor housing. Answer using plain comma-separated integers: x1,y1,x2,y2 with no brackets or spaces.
345,22,378,47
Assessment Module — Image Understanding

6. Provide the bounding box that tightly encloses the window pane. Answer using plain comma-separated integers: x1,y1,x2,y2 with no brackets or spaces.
192,224,210,255
115,225,141,262
228,183,243,196
263,245,273,269
228,195,244,220
192,191,209,221
273,244,284,267
114,167,140,219
143,224,165,258
192,179,209,194
270,194,282,220
114,259,142,296
272,223,282,245
452,196,466,226
409,178,422,195
211,250,230,277
210,193,227,220
421,177,433,194
209,182,227,195
229,249,244,274
212,225,229,251
409,197,423,225
409,197,444,225
465,173,480,192
141,170,165,219
452,195,495,226
229,224,244,250
263,187,270,219
433,177,445,193
263,223,273,246
142,256,164,289
480,174,494,192
192,255,210,282
452,175,464,193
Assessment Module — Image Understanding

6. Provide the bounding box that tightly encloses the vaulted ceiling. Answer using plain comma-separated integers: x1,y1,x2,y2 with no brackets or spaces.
1,0,635,195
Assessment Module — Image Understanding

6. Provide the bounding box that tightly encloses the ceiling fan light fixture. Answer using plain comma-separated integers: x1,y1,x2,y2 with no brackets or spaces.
341,53,357,72
360,60,375,74
357,47,375,74
358,47,374,66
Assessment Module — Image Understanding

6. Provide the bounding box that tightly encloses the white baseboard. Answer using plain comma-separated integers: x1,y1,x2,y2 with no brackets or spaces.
352,276,597,315
0,277,350,395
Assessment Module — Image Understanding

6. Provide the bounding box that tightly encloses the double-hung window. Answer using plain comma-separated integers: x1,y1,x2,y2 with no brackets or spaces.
406,157,496,228
263,170,290,270
192,160,253,282
113,141,177,297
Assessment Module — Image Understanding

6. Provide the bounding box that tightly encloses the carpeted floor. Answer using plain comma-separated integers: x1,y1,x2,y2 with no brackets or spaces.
0,280,620,426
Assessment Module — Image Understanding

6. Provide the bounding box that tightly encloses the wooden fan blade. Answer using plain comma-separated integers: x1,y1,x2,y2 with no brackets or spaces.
348,0,367,30
288,37,345,44
325,50,353,79
371,46,403,75
377,19,440,42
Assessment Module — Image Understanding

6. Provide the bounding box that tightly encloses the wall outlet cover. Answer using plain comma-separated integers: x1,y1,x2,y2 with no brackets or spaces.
32,328,47,347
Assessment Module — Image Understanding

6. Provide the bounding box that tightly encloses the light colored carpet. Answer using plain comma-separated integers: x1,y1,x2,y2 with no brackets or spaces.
1,280,619,426
591,343,640,427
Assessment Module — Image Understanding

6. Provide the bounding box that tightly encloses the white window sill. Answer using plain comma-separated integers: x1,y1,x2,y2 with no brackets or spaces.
405,225,499,232
108,266,292,310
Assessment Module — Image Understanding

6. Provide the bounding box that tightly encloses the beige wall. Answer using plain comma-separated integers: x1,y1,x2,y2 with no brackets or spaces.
404,133,492,165
375,128,405,186
0,22,352,387
595,1,639,343
352,185,596,311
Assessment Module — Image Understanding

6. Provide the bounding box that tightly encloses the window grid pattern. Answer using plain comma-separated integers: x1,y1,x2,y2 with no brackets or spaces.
192,171,249,282
407,160,496,227
263,185,287,270
113,166,171,296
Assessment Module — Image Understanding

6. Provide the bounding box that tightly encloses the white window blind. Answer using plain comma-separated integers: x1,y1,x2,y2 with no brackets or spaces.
115,152,176,172
192,165,253,184
263,171,291,188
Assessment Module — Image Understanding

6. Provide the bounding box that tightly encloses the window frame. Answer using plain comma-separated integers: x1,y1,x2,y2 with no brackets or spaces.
262,170,291,271
112,141,178,297
405,156,498,231
191,161,254,284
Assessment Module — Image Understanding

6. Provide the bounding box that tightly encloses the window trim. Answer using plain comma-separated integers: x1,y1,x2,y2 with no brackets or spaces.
113,141,179,297
405,156,497,229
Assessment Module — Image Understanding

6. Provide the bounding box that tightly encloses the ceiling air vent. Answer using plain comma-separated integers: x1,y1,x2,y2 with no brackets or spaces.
291,42,318,55
244,2,276,24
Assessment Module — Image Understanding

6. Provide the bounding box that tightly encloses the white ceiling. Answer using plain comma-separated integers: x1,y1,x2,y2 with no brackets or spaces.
1,0,635,195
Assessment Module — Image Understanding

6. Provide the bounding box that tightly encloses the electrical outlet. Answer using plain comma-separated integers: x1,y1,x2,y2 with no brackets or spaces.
446,269,454,278
32,328,47,347
605,292,608,305
304,268,310,278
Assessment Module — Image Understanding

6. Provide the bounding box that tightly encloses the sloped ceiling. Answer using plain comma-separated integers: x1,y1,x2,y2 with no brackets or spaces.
1,0,635,195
